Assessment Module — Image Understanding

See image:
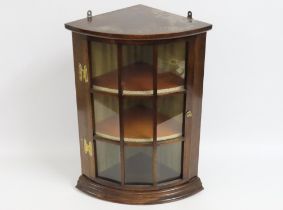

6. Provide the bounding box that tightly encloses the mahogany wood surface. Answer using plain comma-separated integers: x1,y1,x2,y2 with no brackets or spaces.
66,5,211,204
77,175,203,204
117,44,126,185
152,45,158,186
182,33,207,180
65,5,212,41
72,33,96,179
187,33,207,179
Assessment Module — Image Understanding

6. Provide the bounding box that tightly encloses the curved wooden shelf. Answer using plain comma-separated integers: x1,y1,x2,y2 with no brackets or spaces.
93,62,185,96
95,106,182,142
94,135,184,147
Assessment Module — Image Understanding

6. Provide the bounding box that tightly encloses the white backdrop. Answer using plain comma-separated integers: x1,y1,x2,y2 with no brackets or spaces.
1,0,283,209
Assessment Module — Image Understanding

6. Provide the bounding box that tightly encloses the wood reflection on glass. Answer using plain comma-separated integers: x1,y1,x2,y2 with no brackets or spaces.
91,42,119,94
157,93,184,141
157,41,186,93
122,45,153,95
123,96,153,142
93,93,120,140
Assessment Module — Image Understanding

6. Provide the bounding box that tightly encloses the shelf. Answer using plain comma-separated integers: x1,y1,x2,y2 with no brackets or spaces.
93,62,184,95
95,106,182,142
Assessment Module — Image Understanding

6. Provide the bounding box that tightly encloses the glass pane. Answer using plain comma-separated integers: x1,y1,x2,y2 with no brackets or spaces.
157,93,184,141
122,45,153,95
96,141,121,182
157,41,186,94
94,93,119,140
91,42,118,94
157,142,182,182
123,96,153,142
125,146,152,184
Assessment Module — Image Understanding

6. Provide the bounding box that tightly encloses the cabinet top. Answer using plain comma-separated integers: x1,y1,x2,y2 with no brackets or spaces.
65,5,212,41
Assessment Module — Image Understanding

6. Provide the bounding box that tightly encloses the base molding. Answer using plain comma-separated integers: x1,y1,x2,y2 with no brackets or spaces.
76,175,203,204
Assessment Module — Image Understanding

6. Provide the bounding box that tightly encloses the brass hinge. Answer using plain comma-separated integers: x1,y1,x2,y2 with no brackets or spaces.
82,138,93,157
78,63,88,83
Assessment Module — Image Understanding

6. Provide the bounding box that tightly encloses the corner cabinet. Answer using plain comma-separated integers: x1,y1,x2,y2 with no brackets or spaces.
65,4,212,204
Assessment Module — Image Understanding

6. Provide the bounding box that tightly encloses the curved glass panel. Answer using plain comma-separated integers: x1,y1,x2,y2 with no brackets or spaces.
125,146,152,184
93,93,120,140
157,142,182,183
96,141,121,182
91,42,118,94
157,93,184,140
123,96,153,142
122,45,153,95
91,41,187,186
157,41,186,94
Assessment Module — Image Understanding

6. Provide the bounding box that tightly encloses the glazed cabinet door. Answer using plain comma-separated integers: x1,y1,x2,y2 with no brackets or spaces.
90,41,188,186
81,34,207,185
72,33,95,179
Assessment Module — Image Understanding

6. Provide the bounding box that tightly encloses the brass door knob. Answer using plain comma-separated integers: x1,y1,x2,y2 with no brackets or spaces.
186,111,192,118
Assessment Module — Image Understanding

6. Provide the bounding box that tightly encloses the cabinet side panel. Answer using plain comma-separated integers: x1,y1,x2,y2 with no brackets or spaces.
189,33,207,179
72,33,96,179
183,33,207,180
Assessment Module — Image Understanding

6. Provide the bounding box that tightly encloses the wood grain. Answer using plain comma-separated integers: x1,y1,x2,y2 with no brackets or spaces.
77,175,203,204
117,44,125,185
183,34,207,180
72,33,96,179
65,5,212,41
188,33,207,179
66,5,211,203
152,45,158,186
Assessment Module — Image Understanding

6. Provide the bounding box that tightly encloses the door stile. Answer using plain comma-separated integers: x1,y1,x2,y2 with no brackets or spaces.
117,44,125,185
152,45,158,186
